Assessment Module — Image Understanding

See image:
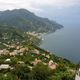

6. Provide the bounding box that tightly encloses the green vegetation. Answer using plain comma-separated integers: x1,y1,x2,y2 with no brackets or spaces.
0,25,41,48
30,63,53,80
0,42,76,80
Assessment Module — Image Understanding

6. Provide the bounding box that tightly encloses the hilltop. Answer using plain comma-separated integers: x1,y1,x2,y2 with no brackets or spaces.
0,9,63,33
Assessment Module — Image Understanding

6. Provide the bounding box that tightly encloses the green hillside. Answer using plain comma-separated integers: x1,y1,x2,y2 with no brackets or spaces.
0,25,76,80
0,25,41,49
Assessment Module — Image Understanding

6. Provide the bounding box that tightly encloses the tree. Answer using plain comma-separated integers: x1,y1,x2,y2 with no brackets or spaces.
0,73,17,80
15,64,30,80
30,63,53,80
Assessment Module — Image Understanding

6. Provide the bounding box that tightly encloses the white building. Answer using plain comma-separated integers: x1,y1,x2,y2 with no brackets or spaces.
0,64,10,70
5,59,11,62
48,60,58,70
75,68,80,80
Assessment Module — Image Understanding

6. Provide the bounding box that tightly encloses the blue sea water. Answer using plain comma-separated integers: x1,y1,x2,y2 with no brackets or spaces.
40,24,80,63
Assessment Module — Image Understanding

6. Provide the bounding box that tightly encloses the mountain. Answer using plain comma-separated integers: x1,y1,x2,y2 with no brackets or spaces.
0,9,63,33
0,25,42,49
0,9,76,80
0,25,24,40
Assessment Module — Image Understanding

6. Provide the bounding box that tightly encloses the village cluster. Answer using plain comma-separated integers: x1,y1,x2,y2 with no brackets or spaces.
0,42,58,71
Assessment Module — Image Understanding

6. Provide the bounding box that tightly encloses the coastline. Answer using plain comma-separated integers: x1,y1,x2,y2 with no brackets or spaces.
39,27,80,64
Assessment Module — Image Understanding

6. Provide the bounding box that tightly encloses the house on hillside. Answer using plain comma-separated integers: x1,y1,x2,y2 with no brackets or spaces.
31,49,40,55
19,47,28,53
32,58,42,65
48,60,58,70
9,50,19,56
0,49,9,55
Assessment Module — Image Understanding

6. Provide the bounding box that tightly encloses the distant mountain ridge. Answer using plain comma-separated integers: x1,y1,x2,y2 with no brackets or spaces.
0,9,63,33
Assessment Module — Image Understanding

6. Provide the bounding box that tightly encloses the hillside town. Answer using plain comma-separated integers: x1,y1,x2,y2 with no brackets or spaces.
0,38,77,80
0,41,58,70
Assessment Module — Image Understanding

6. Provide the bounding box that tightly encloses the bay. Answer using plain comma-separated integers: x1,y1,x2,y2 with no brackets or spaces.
40,25,80,63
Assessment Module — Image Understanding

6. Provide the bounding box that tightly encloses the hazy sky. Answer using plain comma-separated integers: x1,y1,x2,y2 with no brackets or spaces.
0,0,80,24
0,0,80,10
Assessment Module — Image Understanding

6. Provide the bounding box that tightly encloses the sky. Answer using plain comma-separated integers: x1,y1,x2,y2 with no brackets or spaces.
0,0,80,25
